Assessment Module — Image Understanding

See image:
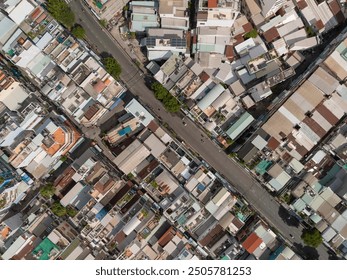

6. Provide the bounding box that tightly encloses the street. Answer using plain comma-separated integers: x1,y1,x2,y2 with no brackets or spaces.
69,0,332,259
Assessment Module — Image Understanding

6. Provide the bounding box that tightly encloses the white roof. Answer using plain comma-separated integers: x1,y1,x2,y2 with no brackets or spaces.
211,89,233,109
273,38,288,56
252,135,267,150
125,98,154,127
2,236,26,260
322,227,337,242
144,133,166,157
61,182,84,207
0,81,29,111
277,19,304,37
290,37,319,51
0,13,17,44
312,150,326,164
289,158,304,173
66,246,84,260
36,32,53,50
234,38,256,55
8,0,35,25
123,216,141,235
113,139,150,174
16,44,41,68
47,231,61,244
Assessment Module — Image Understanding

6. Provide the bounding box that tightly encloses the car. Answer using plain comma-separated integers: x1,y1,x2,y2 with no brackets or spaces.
182,121,187,126
289,234,294,239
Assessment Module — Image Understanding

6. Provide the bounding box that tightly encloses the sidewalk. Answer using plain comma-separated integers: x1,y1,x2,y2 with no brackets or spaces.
108,23,148,73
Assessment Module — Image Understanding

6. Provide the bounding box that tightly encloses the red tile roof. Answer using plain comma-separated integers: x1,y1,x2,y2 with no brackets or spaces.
199,71,210,82
316,103,339,125
242,232,262,254
267,137,280,150
315,20,324,30
225,45,235,61
35,13,47,24
30,7,42,20
158,227,176,247
263,27,280,42
328,0,341,15
84,104,100,120
93,80,106,93
234,34,244,46
208,0,218,8
296,0,308,10
242,22,253,33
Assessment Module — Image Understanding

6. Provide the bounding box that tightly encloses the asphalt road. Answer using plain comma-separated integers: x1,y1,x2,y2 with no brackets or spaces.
70,0,332,259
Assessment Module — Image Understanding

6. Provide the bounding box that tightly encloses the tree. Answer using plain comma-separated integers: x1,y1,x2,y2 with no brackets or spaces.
51,202,66,217
60,155,68,162
163,96,180,113
99,19,108,28
151,82,180,113
0,176,4,184
0,199,6,208
40,183,55,199
102,57,122,79
47,0,75,29
66,206,77,217
152,82,168,100
72,25,85,39
244,28,258,39
301,228,323,248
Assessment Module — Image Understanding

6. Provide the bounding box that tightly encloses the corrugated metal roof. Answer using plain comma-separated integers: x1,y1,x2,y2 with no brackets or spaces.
226,112,254,140
252,135,267,150
197,84,224,111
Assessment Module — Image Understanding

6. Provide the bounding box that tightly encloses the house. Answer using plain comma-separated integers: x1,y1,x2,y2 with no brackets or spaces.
266,163,291,192
196,0,240,27
259,0,288,18
85,0,129,21
225,112,254,140
141,28,188,61
113,139,151,175
296,0,344,34
262,57,347,161
125,98,154,127
158,0,189,30
242,0,265,27
241,223,278,259
129,1,160,32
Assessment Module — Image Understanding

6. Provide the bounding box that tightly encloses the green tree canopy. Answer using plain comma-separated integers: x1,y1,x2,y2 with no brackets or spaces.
99,19,108,28
0,176,4,184
40,183,55,199
244,28,258,39
66,206,77,217
51,202,66,217
151,82,180,113
102,57,122,79
71,25,85,39
47,0,75,29
301,228,323,248
0,199,6,208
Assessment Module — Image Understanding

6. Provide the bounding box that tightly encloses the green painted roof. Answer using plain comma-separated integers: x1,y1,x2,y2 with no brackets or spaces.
226,112,254,140
32,238,59,260
310,213,322,224
292,198,306,212
255,160,272,175
95,1,103,9
319,163,341,186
